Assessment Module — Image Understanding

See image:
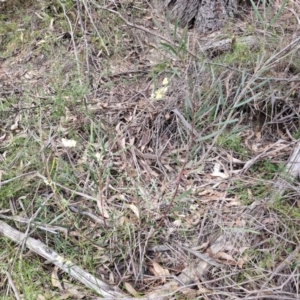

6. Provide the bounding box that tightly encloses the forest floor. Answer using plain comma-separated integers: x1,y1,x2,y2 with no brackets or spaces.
1,0,300,299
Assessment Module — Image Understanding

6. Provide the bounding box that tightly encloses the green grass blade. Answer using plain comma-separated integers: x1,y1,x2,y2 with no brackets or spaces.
270,0,288,26
249,0,263,22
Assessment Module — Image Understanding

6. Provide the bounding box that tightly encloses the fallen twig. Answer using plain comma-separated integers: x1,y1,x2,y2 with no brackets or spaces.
0,221,126,298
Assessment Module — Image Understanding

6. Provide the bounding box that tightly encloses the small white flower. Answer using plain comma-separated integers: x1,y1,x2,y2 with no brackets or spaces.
95,152,102,162
211,163,229,179
43,178,51,186
162,77,169,86
152,86,168,100
61,138,77,148
173,219,181,227
190,204,199,211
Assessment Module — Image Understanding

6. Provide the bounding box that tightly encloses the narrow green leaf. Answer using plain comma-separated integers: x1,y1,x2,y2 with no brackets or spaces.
228,227,260,234
89,121,94,143
241,70,246,87
214,81,224,120
252,79,269,91
233,92,262,108
174,18,179,37
174,189,192,201
152,18,165,32
214,118,238,126
160,42,178,56
196,129,223,142
249,0,263,22
270,0,288,26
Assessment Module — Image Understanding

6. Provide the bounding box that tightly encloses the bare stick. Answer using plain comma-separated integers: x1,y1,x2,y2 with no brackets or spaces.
0,221,126,298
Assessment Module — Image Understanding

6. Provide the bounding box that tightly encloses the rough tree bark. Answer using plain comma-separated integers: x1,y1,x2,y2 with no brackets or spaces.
165,0,238,33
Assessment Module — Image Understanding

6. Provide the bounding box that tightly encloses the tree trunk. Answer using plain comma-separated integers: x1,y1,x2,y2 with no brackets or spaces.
165,0,238,33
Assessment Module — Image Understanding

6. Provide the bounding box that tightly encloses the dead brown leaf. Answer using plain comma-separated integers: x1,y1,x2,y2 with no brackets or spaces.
51,266,63,290
123,282,139,296
214,252,237,265
127,203,140,219
237,254,249,269
151,261,169,283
